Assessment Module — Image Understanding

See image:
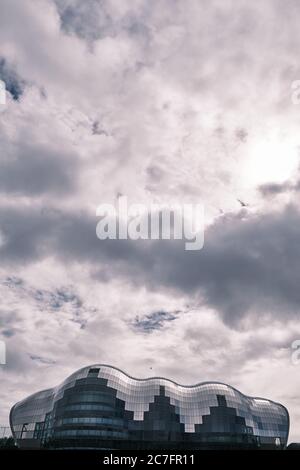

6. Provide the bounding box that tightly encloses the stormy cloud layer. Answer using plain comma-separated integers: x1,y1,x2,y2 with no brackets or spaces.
1,0,300,442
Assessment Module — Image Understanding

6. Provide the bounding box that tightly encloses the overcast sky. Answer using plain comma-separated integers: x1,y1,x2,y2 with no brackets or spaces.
1,0,300,442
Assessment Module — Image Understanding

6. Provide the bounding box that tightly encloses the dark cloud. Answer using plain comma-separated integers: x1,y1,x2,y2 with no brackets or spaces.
2,276,23,287
54,0,150,42
55,0,114,41
146,165,164,183
0,58,25,100
235,128,248,143
92,121,109,136
0,207,59,263
0,140,78,197
60,206,300,326
131,310,179,333
29,355,56,365
33,287,82,311
0,277,90,329
0,309,22,345
1,204,300,326
259,181,294,196
1,329,16,338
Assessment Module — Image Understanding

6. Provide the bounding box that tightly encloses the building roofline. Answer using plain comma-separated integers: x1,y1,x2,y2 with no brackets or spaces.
11,364,288,413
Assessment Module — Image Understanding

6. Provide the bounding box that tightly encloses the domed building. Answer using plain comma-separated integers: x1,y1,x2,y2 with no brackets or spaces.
10,364,289,449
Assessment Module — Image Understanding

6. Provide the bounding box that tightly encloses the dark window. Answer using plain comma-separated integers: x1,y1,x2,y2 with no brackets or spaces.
217,395,227,407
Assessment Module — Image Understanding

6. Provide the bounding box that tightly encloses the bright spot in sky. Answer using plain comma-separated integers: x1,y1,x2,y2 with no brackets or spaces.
243,139,299,186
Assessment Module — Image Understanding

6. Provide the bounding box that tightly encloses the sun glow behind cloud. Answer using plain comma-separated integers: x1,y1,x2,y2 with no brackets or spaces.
244,137,299,187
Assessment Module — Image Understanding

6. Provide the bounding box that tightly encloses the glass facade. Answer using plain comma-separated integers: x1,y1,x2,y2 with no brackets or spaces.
10,365,289,449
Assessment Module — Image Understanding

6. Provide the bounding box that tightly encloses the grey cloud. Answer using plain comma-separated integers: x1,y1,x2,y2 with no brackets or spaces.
32,286,88,329
0,140,78,197
0,276,90,329
146,165,165,183
3,276,23,287
1,339,34,375
259,179,300,197
92,121,109,136
33,287,82,311
1,329,16,338
55,0,114,41
1,204,300,326
259,181,294,196
235,128,248,143
29,355,56,365
0,309,21,338
0,58,26,100
131,310,179,333
60,206,300,326
54,0,150,42
0,207,59,263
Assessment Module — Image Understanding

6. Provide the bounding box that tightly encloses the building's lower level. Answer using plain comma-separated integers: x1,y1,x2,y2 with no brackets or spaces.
10,365,289,449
